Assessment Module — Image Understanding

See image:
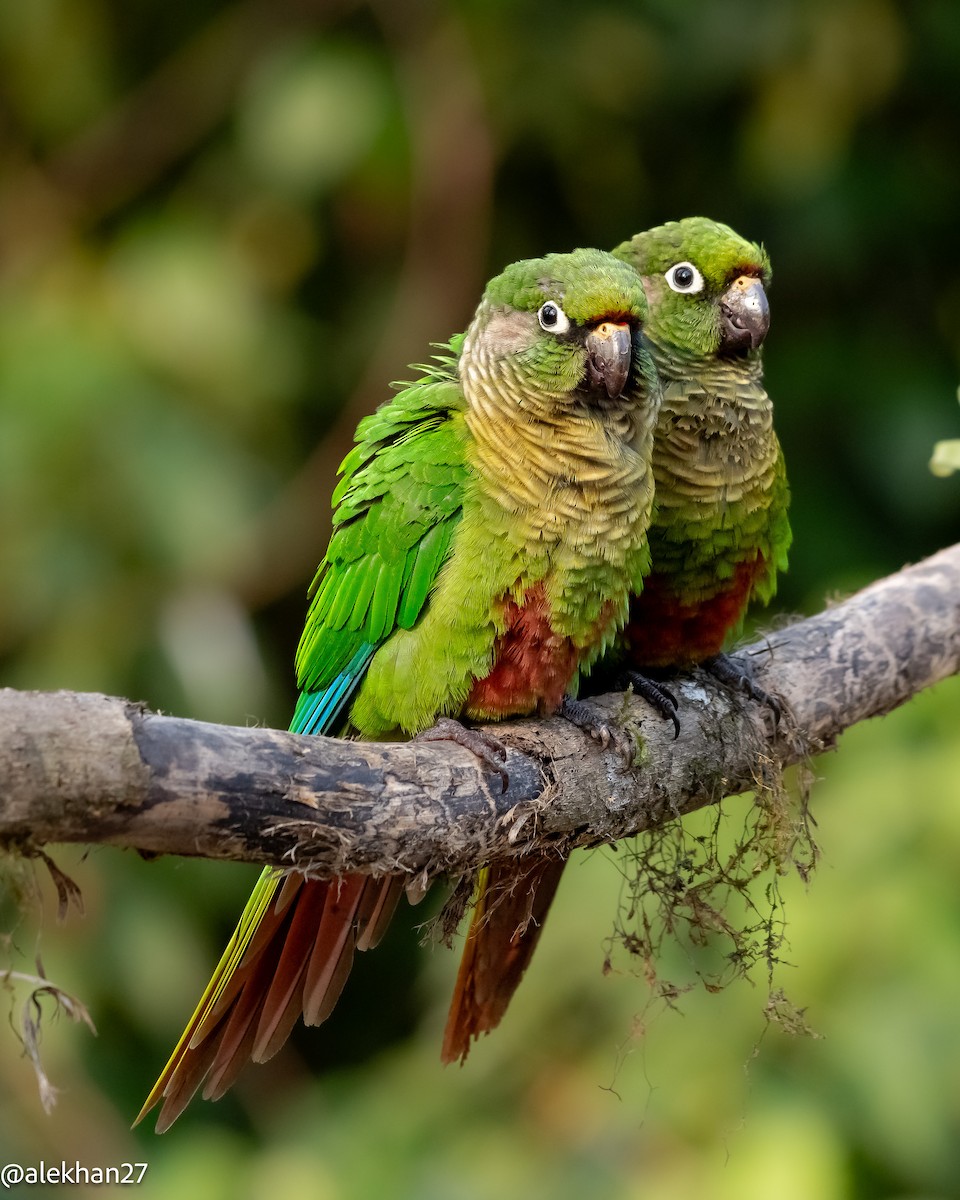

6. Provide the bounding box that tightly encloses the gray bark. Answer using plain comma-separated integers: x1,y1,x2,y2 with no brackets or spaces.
1,544,958,881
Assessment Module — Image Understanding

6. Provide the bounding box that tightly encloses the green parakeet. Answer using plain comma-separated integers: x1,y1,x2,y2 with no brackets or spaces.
138,248,661,1130
442,217,791,1065
611,216,790,681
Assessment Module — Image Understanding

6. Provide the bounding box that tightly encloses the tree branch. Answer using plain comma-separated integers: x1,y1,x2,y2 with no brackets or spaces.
2,544,958,881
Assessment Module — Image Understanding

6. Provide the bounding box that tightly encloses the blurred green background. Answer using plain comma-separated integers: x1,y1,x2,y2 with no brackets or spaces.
1,1,959,1197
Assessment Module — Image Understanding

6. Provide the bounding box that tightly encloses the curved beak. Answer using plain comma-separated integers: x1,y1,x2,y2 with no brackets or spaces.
720,275,770,352
584,321,632,399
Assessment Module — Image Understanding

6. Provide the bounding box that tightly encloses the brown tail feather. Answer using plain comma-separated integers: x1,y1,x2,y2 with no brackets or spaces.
441,853,566,1065
154,1029,221,1133
203,931,290,1100
156,888,299,1127
357,875,405,951
203,1010,260,1102
251,879,332,1058
141,870,402,1130
274,869,304,914
301,875,369,1025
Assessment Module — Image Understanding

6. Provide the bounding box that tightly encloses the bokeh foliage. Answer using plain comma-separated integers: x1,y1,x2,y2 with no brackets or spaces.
0,1,958,1197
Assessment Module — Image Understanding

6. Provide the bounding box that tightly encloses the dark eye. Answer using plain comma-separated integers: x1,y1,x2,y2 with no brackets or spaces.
665,261,705,294
537,301,571,333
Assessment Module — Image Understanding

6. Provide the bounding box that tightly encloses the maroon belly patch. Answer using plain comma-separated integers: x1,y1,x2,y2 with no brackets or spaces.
624,555,767,668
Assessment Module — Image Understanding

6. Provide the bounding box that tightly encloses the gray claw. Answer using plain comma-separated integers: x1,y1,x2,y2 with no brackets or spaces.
623,671,681,739
415,717,509,792
559,696,635,767
703,654,781,725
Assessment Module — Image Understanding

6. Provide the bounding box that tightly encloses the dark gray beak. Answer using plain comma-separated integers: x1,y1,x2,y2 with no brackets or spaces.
584,321,632,398
720,275,770,352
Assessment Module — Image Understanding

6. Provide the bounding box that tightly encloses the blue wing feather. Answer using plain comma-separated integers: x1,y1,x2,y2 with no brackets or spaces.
290,642,377,736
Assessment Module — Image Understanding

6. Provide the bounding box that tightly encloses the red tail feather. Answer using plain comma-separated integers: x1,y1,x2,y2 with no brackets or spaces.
442,853,566,1065
142,872,401,1131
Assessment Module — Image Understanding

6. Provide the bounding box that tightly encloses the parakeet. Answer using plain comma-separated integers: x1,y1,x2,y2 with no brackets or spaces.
611,217,790,688
137,248,661,1130
442,217,791,1065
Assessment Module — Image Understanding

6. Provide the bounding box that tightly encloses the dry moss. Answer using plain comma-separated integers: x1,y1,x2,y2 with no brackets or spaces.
606,750,819,1033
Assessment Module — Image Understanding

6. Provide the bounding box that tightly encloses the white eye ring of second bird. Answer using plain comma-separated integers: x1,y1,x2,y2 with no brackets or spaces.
665,261,705,294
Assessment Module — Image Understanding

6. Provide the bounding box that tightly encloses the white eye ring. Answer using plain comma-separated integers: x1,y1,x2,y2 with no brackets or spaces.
665,261,705,294
537,301,571,333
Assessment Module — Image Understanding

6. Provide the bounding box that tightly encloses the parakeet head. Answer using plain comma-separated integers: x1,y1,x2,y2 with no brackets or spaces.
613,217,770,360
461,248,655,413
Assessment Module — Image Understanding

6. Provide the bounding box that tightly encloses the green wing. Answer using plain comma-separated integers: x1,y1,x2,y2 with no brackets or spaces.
292,339,469,734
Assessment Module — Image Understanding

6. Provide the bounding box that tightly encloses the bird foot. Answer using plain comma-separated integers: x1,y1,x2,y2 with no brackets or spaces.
702,653,781,724
415,717,509,793
622,671,681,739
559,696,636,766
